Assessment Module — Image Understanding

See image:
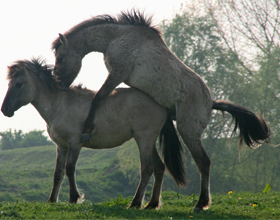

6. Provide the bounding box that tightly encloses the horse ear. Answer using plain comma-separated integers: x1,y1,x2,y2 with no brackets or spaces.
19,66,28,76
59,33,68,48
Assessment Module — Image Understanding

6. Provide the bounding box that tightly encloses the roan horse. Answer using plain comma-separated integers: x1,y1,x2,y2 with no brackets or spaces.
52,10,270,211
1,58,186,209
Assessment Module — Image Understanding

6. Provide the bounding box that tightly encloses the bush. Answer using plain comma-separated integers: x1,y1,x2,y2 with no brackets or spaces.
0,129,54,150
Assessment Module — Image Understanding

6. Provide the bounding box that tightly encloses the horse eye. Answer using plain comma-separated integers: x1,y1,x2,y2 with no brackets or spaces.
57,57,64,63
15,82,23,88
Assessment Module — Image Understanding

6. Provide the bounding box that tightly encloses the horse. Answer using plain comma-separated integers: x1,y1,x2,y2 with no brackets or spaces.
1,58,186,209
52,10,270,211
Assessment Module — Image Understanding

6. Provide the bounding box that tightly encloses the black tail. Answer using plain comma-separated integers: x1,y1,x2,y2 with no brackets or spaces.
213,100,270,148
159,118,187,187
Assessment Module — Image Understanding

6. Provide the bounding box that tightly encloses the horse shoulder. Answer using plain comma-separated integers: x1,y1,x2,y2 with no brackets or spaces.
48,91,89,144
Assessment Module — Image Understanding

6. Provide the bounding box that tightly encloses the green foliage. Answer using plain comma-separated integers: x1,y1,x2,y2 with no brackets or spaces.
161,11,242,102
0,129,23,150
0,191,279,219
102,194,130,207
20,130,53,148
0,129,54,150
262,184,272,194
116,139,140,185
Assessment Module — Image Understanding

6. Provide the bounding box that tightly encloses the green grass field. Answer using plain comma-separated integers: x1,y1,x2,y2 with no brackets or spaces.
0,145,136,203
1,144,280,219
0,191,279,219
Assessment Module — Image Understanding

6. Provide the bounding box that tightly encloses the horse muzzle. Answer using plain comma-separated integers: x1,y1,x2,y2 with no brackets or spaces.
1,105,15,117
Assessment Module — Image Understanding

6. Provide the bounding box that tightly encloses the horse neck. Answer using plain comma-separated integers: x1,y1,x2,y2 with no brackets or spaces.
69,24,122,56
31,83,62,124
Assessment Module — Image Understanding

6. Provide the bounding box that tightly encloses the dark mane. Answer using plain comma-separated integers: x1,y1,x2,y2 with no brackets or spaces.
8,58,62,90
52,9,161,50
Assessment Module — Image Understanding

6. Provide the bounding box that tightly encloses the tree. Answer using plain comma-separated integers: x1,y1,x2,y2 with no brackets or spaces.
203,0,280,126
20,130,53,148
0,129,23,150
0,129,54,150
203,0,280,191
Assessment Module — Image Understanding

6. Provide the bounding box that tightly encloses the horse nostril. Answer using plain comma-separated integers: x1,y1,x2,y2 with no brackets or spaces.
1,106,7,113
1,105,14,117
1,105,9,113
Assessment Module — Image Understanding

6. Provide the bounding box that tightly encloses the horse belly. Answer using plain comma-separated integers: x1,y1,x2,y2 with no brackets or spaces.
86,115,133,149
87,132,133,149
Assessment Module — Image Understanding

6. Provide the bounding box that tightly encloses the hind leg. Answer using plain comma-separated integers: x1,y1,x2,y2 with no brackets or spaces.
145,146,165,209
176,101,212,211
128,137,155,209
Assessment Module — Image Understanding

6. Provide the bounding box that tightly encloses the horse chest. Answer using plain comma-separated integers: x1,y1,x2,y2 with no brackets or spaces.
47,126,69,146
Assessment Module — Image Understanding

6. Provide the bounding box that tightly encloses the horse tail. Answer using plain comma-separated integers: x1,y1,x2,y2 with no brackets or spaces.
212,100,270,148
159,118,187,187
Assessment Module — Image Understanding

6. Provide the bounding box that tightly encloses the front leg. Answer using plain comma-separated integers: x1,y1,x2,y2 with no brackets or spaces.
81,73,123,142
66,142,83,203
48,146,68,203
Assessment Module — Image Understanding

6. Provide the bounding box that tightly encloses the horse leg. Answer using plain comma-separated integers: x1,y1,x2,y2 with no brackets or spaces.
128,138,154,209
176,101,212,212
66,142,83,203
81,74,123,142
48,146,68,203
145,146,165,209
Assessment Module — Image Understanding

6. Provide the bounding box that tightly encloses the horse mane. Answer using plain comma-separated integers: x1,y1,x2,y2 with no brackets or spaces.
52,9,161,50
8,58,97,96
7,58,63,90
71,83,93,94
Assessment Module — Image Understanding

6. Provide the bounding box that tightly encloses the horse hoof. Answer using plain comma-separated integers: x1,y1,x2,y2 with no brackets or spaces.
193,207,203,212
145,204,158,210
127,203,141,209
47,199,57,203
81,133,91,143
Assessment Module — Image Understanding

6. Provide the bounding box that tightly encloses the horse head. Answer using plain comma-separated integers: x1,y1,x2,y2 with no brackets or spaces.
52,34,82,87
1,64,36,117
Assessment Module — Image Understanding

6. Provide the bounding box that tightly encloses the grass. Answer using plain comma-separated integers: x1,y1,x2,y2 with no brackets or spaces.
1,144,280,219
0,145,133,203
0,191,279,219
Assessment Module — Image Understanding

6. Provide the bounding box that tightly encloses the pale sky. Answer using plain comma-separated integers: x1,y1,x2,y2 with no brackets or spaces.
0,0,186,133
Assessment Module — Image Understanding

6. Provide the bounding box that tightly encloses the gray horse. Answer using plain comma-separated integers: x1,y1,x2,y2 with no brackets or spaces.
1,58,186,209
52,10,270,211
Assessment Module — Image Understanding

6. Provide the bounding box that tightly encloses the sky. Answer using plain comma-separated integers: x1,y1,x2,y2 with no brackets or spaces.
0,0,186,133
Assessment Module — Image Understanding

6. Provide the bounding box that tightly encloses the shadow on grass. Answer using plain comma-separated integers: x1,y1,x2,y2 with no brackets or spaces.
88,204,252,219
0,200,255,219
